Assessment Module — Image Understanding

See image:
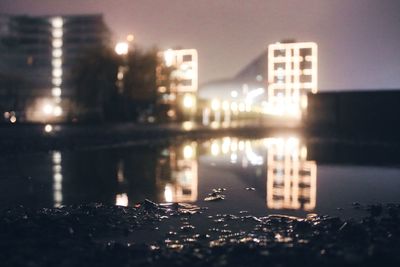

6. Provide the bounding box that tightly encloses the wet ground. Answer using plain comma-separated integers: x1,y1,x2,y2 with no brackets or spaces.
1,201,400,266
1,132,400,266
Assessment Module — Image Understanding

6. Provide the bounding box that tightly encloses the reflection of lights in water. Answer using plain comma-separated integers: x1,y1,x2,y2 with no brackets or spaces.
245,145,264,166
10,116,16,123
183,144,194,159
222,137,230,154
211,141,220,156
53,173,62,182
230,139,238,152
52,28,63,38
164,184,173,202
52,78,62,86
52,49,62,58
182,121,194,131
160,142,198,203
51,17,63,28
52,151,61,164
44,124,53,133
52,39,62,48
115,193,128,206
238,140,245,151
53,165,62,173
52,151,63,208
266,137,317,211
202,136,316,211
117,161,124,183
117,72,124,80
230,153,237,163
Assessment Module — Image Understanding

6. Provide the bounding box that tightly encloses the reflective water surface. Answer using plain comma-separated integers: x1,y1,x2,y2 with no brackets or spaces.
1,134,400,218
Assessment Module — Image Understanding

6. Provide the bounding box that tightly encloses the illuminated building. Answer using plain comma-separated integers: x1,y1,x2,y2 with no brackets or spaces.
156,49,198,120
267,41,318,117
265,137,317,211
0,14,110,122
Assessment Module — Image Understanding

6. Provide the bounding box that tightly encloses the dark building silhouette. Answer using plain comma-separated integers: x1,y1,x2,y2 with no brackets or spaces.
0,14,110,122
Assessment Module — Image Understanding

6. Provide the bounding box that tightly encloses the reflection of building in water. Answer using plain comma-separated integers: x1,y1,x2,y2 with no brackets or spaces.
52,151,63,207
115,193,128,207
265,137,317,211
115,160,129,206
158,142,198,202
207,137,265,167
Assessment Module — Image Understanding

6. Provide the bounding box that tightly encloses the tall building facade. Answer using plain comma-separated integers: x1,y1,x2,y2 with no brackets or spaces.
156,48,198,120
267,41,318,117
0,14,110,122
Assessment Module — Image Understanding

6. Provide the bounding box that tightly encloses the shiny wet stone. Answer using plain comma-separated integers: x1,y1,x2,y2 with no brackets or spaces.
1,201,400,266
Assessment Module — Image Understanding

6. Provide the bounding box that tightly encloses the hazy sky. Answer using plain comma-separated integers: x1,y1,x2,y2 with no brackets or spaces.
1,0,400,90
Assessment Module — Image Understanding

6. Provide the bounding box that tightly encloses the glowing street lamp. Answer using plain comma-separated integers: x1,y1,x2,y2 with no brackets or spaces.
126,34,134,42
115,42,129,55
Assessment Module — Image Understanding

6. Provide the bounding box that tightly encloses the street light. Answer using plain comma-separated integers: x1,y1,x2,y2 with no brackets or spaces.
115,41,130,94
115,42,129,55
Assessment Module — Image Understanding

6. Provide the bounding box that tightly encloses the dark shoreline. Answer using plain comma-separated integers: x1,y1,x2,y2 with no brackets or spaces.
0,121,299,153
3,121,400,155
1,201,400,267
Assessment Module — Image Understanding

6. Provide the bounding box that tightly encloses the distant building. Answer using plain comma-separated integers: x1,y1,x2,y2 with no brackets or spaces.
156,48,198,120
199,51,267,101
267,41,318,117
0,14,110,122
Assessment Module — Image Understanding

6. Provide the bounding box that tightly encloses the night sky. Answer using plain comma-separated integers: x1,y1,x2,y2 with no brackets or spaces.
1,0,400,91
